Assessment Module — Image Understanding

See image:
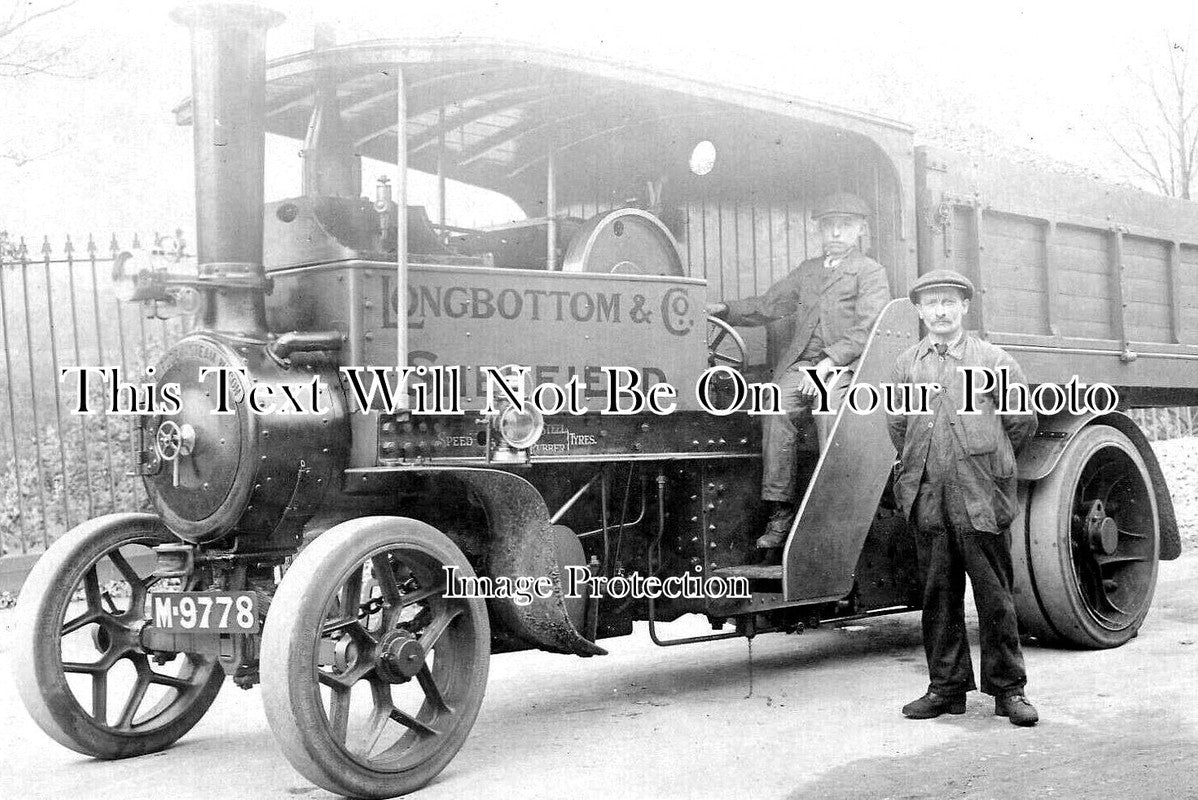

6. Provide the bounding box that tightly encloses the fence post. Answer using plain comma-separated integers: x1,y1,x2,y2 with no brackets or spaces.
88,235,118,509
0,248,29,553
42,236,73,532
65,235,96,518
17,238,50,546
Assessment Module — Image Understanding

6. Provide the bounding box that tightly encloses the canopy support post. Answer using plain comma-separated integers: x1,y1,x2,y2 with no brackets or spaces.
546,148,557,270
395,66,409,410
436,106,447,231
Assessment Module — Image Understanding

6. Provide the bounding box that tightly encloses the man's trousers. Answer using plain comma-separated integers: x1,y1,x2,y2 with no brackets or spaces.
761,362,851,502
913,482,1028,698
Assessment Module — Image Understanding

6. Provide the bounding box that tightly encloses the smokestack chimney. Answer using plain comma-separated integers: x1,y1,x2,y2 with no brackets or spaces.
172,3,283,336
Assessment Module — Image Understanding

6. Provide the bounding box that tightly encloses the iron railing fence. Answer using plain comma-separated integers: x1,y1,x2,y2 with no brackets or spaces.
0,232,191,556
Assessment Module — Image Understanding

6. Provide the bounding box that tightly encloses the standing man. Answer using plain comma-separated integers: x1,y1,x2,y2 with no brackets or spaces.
887,269,1039,726
705,192,891,549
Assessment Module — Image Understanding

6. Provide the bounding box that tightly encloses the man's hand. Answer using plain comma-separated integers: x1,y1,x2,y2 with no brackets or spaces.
704,301,728,318
796,356,837,397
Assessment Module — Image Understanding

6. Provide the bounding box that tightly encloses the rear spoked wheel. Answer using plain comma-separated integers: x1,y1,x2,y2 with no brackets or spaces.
261,516,490,799
14,513,224,758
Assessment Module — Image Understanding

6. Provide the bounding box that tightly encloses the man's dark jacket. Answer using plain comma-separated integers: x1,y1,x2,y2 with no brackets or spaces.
723,250,891,376
887,334,1038,533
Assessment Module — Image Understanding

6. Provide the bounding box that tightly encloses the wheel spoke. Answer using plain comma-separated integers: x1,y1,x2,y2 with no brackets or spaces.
709,327,728,348
93,671,108,721
400,585,442,608
1076,558,1126,622
326,686,351,744
416,665,452,713
356,707,391,757
116,672,151,729
371,554,403,605
148,670,193,690
100,590,120,615
714,352,740,365
389,705,440,737
418,607,463,653
1103,594,1130,615
342,567,365,619
63,660,100,674
1117,527,1147,539
322,616,359,636
111,550,152,610
83,567,102,613
1096,554,1146,567
353,623,380,648
108,549,144,588
62,609,101,635
318,659,374,692
355,681,394,756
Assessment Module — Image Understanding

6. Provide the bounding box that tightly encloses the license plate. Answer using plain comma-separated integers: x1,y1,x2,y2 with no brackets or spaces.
149,591,260,633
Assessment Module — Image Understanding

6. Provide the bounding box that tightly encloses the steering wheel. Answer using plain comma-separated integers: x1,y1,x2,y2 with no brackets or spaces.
706,316,748,372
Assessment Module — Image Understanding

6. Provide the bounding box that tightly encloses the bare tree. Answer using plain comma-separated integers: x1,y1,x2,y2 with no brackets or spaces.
0,1,79,77
0,0,82,164
1110,35,1198,199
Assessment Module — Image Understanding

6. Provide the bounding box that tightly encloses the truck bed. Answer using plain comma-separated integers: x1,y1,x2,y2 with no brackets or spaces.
916,145,1198,404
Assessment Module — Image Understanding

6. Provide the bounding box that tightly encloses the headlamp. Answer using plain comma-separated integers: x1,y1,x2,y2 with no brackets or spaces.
497,404,544,450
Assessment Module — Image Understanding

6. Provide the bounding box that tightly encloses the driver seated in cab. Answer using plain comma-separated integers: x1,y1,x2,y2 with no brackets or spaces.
705,192,892,549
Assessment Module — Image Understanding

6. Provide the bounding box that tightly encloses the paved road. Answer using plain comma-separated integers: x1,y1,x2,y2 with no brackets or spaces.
2,554,1196,800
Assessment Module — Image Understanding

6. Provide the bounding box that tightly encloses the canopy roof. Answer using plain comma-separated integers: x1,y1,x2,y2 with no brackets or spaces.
175,38,914,208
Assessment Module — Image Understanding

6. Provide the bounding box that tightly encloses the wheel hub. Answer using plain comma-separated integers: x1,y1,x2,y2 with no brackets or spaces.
1083,500,1119,556
376,630,425,683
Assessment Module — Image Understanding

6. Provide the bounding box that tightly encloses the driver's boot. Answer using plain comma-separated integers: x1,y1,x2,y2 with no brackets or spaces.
755,503,794,563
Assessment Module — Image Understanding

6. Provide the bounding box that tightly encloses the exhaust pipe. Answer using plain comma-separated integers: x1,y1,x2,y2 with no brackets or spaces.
172,3,283,337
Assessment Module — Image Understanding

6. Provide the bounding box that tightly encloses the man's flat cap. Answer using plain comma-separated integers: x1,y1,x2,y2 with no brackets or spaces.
812,192,871,220
908,269,975,303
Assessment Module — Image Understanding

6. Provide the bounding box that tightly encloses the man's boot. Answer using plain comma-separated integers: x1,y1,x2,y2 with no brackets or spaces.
995,694,1039,726
756,503,795,549
902,691,966,719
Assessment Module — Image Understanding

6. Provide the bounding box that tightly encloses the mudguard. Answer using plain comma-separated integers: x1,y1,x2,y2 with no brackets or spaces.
1019,411,1180,561
453,468,606,656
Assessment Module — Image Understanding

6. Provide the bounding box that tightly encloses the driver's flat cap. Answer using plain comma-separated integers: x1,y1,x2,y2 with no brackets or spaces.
811,192,871,220
908,269,975,303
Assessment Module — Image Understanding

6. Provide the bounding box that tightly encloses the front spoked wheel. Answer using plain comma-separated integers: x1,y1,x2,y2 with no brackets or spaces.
261,516,490,799
14,513,224,758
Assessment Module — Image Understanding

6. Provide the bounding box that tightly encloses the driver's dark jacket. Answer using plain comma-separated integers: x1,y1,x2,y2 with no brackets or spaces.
886,334,1038,533
722,249,891,376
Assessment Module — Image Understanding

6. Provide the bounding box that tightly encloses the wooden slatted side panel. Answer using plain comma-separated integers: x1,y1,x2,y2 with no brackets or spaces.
1122,235,1172,344
979,212,1051,337
1051,224,1115,340
937,202,1184,346
917,146,1198,377
1179,245,1198,345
